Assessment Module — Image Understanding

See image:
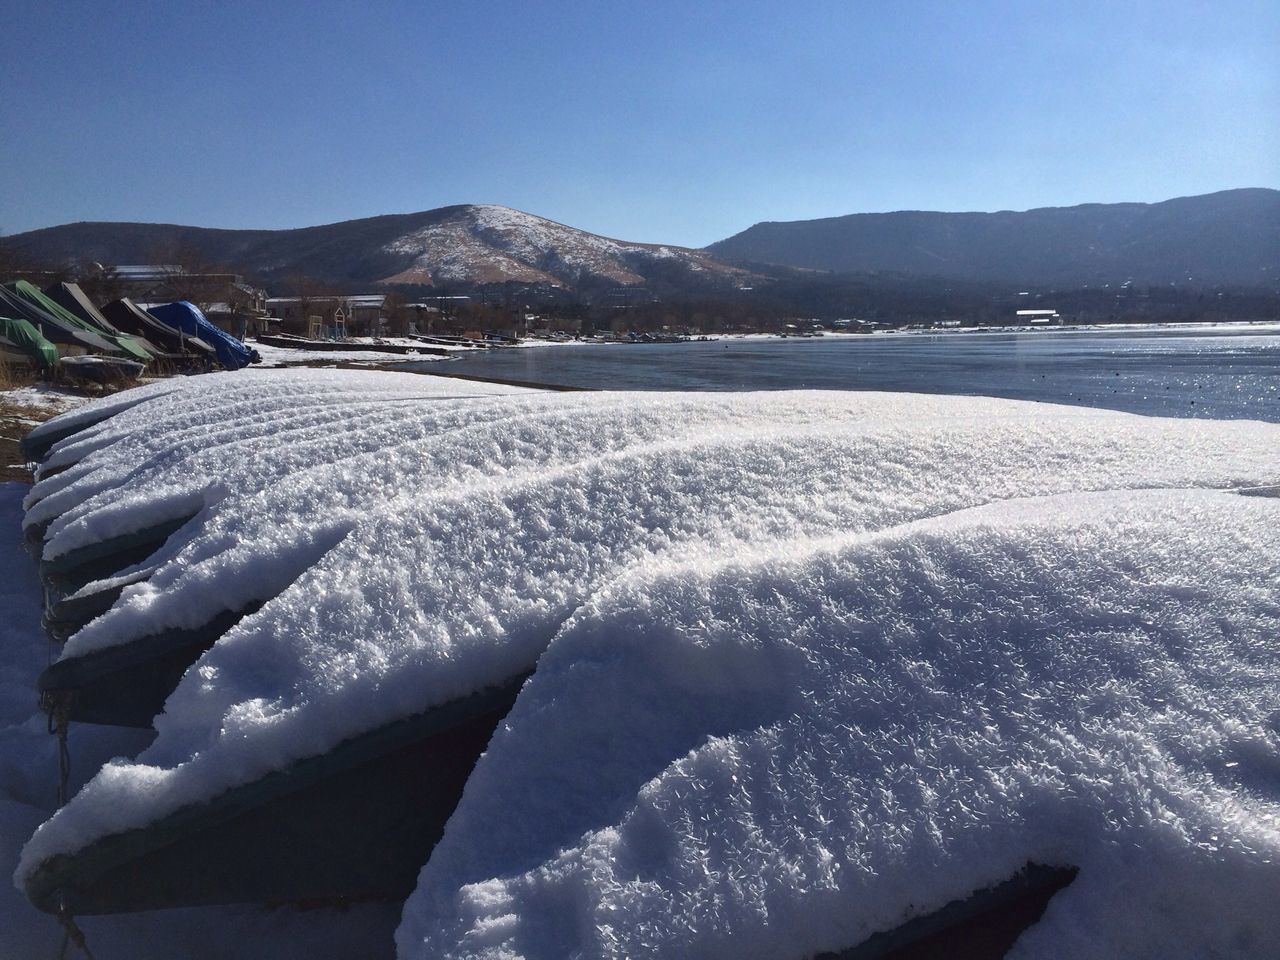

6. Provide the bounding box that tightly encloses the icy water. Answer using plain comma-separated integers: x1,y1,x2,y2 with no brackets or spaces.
416,326,1280,422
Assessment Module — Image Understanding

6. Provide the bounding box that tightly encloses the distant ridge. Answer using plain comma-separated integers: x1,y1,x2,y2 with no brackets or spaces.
2,205,756,297
707,189,1280,287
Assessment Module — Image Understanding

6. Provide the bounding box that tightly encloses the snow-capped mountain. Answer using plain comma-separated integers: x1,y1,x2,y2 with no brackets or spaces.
380,204,749,289
6,204,758,296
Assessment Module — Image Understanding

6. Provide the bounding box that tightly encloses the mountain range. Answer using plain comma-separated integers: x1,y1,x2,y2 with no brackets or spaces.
709,188,1280,289
4,189,1276,297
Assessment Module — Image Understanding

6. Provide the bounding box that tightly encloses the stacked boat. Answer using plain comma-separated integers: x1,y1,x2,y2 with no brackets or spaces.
0,279,258,381
11,370,1280,959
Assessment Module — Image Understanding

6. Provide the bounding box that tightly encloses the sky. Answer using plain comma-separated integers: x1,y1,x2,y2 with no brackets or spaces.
1,0,1276,246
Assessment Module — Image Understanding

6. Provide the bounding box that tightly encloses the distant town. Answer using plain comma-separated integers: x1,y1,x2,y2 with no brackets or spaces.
2,258,1274,347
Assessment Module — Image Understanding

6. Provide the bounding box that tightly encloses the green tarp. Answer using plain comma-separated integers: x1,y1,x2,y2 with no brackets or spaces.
1,315,59,369
9,280,153,363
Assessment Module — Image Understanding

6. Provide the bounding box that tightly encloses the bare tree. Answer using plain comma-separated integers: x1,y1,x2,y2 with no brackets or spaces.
76,260,124,303
278,274,344,336
0,230,65,283
381,289,411,337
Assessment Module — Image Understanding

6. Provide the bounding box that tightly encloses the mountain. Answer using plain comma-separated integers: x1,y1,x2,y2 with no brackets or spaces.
8,190,1277,298
3,205,758,296
708,189,1280,288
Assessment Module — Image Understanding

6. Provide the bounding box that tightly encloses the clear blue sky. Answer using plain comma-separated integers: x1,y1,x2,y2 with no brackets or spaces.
1,0,1276,246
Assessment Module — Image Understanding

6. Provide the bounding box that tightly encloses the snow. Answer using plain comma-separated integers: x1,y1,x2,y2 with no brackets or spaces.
382,205,740,287
9,369,1280,957
26,367,530,557
251,342,455,366
0,385,89,417
249,336,484,367
20,378,182,452
397,489,1280,959
0,483,402,960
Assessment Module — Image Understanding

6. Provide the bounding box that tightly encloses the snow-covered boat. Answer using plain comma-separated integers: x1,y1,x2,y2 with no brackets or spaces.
24,671,526,913
15,370,1280,959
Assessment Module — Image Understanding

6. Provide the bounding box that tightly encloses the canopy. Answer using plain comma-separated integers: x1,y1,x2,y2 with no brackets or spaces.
0,315,59,369
147,301,258,370
45,283,180,361
0,285,117,353
7,281,152,362
100,298,216,360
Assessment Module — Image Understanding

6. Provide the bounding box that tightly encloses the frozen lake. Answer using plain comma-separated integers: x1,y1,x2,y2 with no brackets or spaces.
419,326,1280,422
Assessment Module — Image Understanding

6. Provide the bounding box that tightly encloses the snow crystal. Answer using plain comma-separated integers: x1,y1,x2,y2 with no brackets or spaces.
26,368,530,555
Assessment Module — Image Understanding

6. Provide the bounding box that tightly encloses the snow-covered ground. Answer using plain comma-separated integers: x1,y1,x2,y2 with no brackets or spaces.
7,369,1280,958
0,383,92,487
0,384,90,417
250,338,472,367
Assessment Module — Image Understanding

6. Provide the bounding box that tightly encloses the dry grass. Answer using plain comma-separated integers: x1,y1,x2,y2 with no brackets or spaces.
0,359,97,483
0,356,37,392
0,358,42,482
1,356,164,482
0,397,45,483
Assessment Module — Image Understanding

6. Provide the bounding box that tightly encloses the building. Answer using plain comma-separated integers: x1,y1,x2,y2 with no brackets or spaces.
1016,309,1062,326
113,265,268,336
265,295,383,337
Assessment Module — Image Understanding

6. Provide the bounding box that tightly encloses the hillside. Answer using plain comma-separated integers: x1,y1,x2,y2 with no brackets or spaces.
708,188,1280,288
3,205,758,297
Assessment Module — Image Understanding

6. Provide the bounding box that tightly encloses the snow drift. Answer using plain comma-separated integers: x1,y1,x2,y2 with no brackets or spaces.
14,368,1280,959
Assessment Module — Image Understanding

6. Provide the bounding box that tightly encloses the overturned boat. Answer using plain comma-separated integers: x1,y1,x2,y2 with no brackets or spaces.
147,301,258,369
0,314,59,370
8,280,153,364
44,283,186,368
56,354,145,385
25,672,526,913
100,297,217,365
15,372,1280,953
0,284,118,355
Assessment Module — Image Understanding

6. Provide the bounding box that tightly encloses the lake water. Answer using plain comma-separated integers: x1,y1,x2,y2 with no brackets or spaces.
412,326,1280,423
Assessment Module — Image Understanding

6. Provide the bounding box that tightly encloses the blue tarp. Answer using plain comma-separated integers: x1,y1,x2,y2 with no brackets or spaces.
146,302,259,370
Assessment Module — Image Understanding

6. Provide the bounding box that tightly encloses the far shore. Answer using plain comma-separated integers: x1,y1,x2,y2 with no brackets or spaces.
250,318,1280,372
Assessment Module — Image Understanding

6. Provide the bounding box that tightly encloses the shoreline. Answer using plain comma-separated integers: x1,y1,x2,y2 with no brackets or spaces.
248,319,1280,380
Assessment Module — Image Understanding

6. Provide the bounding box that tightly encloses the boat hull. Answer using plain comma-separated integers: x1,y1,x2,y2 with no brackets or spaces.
26,677,525,914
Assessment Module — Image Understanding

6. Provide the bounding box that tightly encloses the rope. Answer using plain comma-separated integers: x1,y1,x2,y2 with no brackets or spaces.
46,695,94,958
56,900,95,960
44,693,72,808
